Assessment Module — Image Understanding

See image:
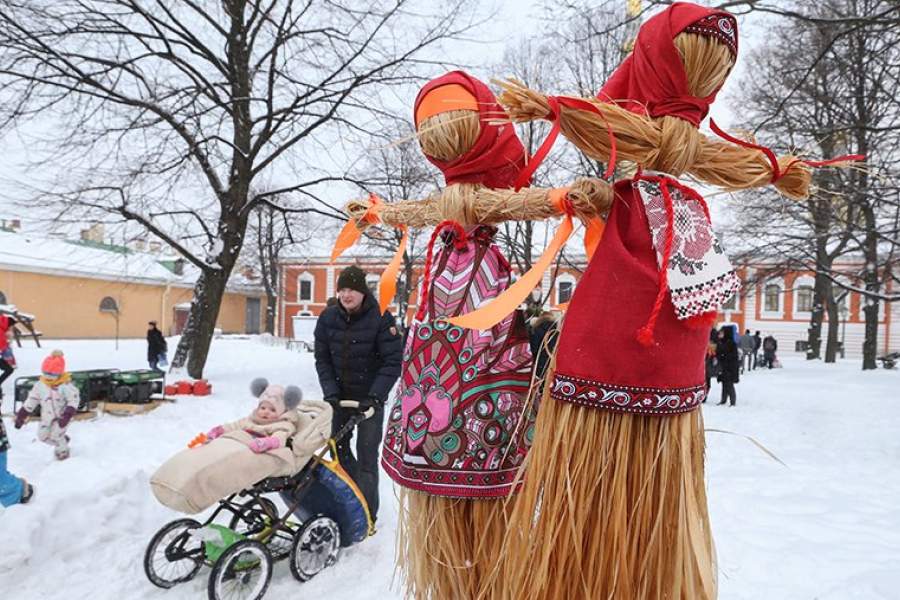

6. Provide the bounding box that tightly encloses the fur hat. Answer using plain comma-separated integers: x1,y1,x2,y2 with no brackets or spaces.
42,350,66,377
250,377,303,414
336,265,368,296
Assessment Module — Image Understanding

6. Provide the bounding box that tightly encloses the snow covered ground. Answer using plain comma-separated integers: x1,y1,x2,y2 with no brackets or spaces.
0,338,897,599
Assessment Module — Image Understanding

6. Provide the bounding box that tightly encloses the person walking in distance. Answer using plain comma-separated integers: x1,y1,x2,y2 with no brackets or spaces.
739,329,755,374
763,333,778,369
147,321,168,371
716,328,739,406
313,265,402,522
752,330,762,370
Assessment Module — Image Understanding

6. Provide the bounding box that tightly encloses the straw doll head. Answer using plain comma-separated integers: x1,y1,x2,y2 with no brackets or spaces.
499,3,820,199
411,71,528,224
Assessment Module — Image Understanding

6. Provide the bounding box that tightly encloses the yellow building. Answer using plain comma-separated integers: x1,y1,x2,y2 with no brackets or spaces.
0,228,265,339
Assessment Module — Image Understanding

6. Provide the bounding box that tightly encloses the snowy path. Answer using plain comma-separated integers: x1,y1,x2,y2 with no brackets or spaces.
1,338,897,599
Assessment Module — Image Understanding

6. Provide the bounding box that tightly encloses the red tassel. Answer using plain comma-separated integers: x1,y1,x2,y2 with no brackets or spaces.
636,325,656,347
635,180,676,348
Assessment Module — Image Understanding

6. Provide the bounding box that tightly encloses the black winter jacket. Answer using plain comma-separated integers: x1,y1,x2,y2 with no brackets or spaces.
716,337,740,384
147,328,167,361
314,294,403,404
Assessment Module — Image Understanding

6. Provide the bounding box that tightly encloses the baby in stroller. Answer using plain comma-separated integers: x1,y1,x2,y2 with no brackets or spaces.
151,378,331,515
145,383,375,600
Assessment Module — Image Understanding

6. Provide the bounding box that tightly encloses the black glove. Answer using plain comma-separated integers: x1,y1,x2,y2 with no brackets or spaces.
357,396,380,413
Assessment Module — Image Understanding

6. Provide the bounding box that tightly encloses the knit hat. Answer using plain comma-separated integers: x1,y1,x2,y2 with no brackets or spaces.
337,265,369,295
41,350,66,377
250,377,303,414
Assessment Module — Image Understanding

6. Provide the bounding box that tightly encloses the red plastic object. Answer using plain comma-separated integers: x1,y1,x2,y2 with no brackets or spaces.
193,380,212,396
164,384,178,396
175,380,194,395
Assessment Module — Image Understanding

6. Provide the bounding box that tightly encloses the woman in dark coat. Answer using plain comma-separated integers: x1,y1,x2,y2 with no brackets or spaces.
147,321,168,371
715,328,739,406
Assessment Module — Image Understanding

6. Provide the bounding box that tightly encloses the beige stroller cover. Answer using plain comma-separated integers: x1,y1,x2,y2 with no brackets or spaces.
150,400,332,514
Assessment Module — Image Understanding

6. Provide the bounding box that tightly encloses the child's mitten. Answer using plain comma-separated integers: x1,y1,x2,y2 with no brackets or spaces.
249,436,281,454
14,407,29,429
206,425,225,440
57,406,77,428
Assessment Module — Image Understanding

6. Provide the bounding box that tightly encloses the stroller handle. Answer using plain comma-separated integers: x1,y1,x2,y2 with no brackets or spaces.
338,400,375,420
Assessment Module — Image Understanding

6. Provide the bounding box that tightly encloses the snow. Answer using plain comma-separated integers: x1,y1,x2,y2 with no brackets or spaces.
1,339,898,599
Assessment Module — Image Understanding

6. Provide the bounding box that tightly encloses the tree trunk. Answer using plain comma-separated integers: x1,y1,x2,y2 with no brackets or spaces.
170,269,229,378
264,290,277,335
824,292,839,363
806,272,828,360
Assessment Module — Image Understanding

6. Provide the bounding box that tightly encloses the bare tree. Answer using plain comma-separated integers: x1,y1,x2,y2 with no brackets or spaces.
352,118,435,329
0,0,479,377
730,0,900,368
242,198,315,335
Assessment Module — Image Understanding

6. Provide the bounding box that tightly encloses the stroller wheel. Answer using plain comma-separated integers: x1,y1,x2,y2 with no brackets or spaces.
144,518,203,588
208,539,272,600
228,496,293,561
290,515,340,582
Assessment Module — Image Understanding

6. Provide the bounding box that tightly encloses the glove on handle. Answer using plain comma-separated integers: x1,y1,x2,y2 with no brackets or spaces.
206,425,225,440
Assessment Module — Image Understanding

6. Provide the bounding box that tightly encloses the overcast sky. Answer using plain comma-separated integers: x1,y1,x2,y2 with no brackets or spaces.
0,0,767,246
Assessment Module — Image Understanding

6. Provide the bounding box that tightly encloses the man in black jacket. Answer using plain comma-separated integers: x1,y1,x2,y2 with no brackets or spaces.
314,265,402,521
147,321,167,371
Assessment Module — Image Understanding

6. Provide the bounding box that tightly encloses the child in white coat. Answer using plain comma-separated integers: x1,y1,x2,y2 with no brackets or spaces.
15,350,81,460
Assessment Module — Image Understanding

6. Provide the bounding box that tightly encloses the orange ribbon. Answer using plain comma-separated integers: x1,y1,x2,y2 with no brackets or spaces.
583,217,605,259
448,188,574,330
330,194,382,262
378,225,408,315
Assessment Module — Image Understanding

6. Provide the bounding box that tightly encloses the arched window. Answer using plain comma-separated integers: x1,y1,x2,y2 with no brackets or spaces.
796,286,814,313
0,290,7,305
99,296,119,313
763,283,782,313
297,272,314,303
556,274,576,305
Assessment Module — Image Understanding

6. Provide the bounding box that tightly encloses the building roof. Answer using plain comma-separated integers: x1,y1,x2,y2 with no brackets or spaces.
0,229,262,294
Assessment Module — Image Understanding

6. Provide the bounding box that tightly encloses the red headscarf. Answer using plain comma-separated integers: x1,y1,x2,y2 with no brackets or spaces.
413,70,527,189
598,2,738,127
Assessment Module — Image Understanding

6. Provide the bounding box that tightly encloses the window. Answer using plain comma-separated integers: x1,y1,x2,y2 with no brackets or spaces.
764,284,781,312
99,296,119,313
297,272,314,303
558,281,573,304
556,274,576,305
796,285,814,313
722,293,737,311
366,274,380,296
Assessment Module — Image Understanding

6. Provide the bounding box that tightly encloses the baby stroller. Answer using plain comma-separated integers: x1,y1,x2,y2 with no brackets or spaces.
143,402,374,600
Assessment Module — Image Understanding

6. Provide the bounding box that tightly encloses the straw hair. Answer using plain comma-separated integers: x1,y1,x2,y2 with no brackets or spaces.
486,355,716,600
418,110,481,161
397,490,510,600
347,177,613,229
498,32,815,199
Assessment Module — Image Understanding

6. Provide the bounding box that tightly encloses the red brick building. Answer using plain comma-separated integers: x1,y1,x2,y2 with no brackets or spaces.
278,256,897,359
